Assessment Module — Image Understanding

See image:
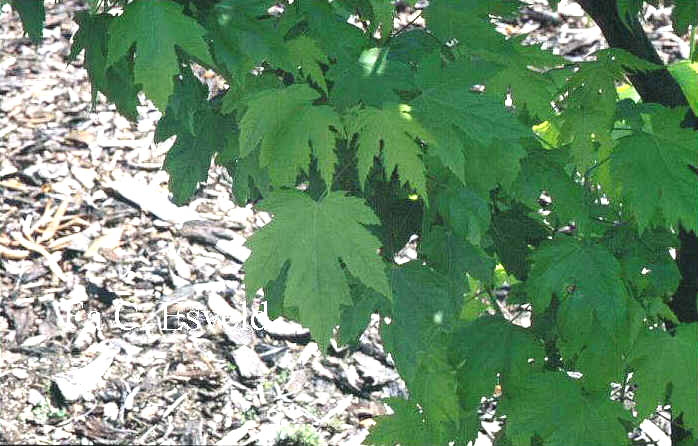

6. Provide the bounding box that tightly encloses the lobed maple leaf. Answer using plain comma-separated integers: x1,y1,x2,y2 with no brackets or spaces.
627,323,697,434
604,104,698,234
107,0,214,111
346,103,428,200
526,237,630,360
239,84,341,188
510,148,593,234
500,371,631,445
671,0,698,34
380,263,464,442
490,206,549,281
286,36,329,93
244,191,390,351
69,12,140,120
327,47,413,111
156,67,235,204
668,61,698,116
10,0,44,43
429,175,491,246
411,54,529,194
450,316,545,416
553,48,661,171
419,225,495,289
366,398,434,446
424,0,520,55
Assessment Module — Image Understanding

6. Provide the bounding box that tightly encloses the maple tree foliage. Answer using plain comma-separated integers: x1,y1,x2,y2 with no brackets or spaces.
6,0,698,444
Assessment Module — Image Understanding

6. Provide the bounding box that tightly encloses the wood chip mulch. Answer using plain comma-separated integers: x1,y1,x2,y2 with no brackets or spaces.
1,1,689,445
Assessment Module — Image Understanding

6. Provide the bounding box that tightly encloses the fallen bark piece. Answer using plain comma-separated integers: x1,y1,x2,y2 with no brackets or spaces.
255,311,311,341
105,177,201,224
231,345,269,379
10,231,67,282
215,239,251,263
178,220,251,262
217,420,257,446
180,220,245,245
51,342,120,401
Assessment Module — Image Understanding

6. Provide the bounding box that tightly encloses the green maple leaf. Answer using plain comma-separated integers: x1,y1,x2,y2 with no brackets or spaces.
107,0,214,111
380,263,464,441
366,398,432,446
510,148,593,234
448,317,544,443
601,225,681,297
156,67,235,204
366,190,424,260
163,130,215,205
239,85,340,188
380,263,463,382
486,61,555,120
672,0,697,34
367,0,394,37
554,48,661,171
387,29,442,66
286,36,329,93
162,115,233,205
409,345,463,442
224,150,271,205
278,0,367,62
69,12,140,120
336,0,394,37
424,0,520,55
206,20,256,79
526,238,629,355
154,66,209,141
69,13,111,100
237,86,318,154
98,57,142,121
627,323,697,434
420,225,491,313
420,226,495,288
346,104,428,200
464,134,528,196
327,47,413,111
571,297,644,391
668,61,698,116
411,54,528,194
480,36,565,120
10,0,44,44
500,371,631,446
220,71,284,116
338,272,390,346
490,206,549,281
555,88,616,170
430,176,491,246
244,191,390,351
210,0,308,78
604,104,698,234
265,107,340,188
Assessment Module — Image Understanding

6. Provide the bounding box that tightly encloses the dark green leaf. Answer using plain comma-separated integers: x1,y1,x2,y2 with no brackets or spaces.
10,0,44,43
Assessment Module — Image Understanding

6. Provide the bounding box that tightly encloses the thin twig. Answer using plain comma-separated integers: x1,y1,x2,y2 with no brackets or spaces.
37,199,70,243
388,10,424,42
161,392,188,419
10,231,67,282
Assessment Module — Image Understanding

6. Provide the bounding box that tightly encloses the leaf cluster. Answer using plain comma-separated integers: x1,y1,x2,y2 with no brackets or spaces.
6,0,697,444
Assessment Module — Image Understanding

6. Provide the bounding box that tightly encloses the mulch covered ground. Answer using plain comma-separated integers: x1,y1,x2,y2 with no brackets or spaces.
0,1,690,445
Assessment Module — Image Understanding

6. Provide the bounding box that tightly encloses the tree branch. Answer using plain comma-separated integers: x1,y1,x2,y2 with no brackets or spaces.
576,0,690,108
577,6,698,438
